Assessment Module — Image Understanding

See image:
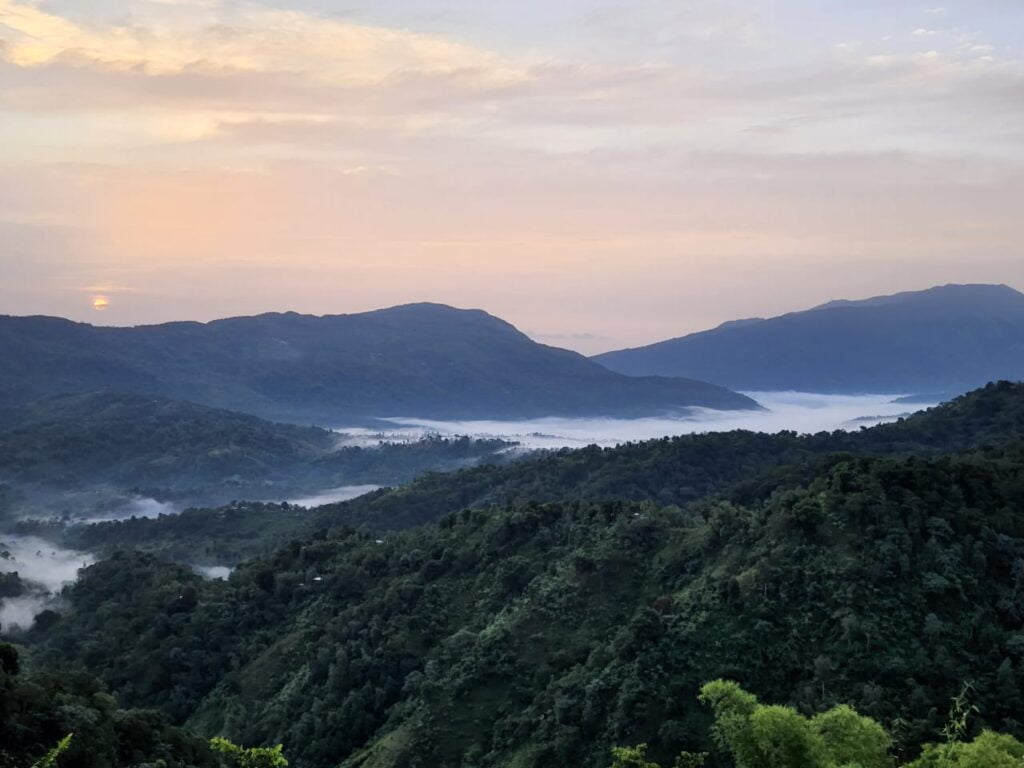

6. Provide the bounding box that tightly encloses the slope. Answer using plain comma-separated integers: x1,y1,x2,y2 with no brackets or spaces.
594,284,1024,393
0,304,757,424
28,441,1024,767
63,381,1024,564
0,391,513,522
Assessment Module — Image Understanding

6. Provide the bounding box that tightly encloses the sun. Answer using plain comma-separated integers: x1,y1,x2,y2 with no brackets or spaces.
91,295,110,311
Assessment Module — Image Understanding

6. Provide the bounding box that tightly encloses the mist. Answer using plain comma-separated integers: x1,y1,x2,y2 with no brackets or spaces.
349,393,937,450
0,535,94,632
76,496,179,525
286,485,382,507
194,565,232,580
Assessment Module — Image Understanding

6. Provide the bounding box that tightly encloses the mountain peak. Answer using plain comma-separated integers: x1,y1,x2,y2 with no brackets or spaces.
811,283,1023,312
595,283,1024,393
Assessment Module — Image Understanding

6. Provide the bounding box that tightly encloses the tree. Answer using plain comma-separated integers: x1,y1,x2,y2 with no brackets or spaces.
609,744,659,768
908,731,1024,768
811,705,891,768
210,737,288,768
699,680,891,768
30,734,73,768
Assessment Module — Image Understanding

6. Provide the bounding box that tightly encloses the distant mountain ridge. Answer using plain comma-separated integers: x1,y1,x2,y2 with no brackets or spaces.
0,303,756,424
594,283,1024,393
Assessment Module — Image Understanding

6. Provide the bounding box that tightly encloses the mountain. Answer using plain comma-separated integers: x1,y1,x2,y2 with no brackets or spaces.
0,391,514,522
0,304,757,424
27,437,1024,766
593,284,1024,393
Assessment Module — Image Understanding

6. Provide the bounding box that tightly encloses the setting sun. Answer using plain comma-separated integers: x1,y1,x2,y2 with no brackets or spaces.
91,296,109,311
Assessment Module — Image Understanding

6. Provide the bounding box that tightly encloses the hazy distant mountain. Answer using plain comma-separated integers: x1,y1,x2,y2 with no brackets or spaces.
0,303,756,423
0,391,514,520
594,284,1024,393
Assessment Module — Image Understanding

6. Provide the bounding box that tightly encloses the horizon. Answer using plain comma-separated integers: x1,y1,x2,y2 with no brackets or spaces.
2,1,1023,354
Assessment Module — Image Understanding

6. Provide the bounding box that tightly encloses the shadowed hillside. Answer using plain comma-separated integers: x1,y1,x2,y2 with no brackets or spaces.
595,284,1024,394
0,304,757,424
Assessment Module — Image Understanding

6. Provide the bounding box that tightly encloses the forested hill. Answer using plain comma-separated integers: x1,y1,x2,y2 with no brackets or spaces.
0,390,335,485
66,382,1024,564
29,440,1024,767
594,283,1024,394
310,379,1024,531
0,304,756,423
0,391,514,520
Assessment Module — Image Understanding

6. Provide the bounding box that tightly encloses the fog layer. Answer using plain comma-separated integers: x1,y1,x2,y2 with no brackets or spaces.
0,535,95,631
355,393,935,450
76,496,179,525
286,485,382,507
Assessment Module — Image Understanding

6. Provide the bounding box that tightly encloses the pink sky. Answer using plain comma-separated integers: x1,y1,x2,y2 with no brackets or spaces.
1,0,1022,353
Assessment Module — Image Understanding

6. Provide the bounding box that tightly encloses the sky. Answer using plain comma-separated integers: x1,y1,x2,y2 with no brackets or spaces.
1,0,1022,354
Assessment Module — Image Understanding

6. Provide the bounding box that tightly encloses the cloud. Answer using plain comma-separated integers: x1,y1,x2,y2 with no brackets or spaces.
0,0,1022,348
371,393,940,450
0,0,518,82
0,535,94,632
0,0,1021,166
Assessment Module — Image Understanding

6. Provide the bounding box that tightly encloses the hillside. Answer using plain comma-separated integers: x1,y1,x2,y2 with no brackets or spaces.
0,304,756,424
594,284,1024,394
0,391,514,522
69,382,1024,564
28,440,1024,767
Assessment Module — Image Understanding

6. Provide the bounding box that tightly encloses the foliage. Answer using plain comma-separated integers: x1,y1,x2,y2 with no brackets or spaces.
210,738,288,768
0,390,515,526
55,381,1024,566
908,731,1024,767
696,680,1024,768
29,734,72,768
15,382,1024,767
0,642,216,768
26,433,1024,767
609,744,659,768
699,680,889,768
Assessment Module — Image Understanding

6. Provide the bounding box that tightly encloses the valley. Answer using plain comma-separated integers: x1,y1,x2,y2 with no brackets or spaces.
4,377,1024,767
3,0,1022,761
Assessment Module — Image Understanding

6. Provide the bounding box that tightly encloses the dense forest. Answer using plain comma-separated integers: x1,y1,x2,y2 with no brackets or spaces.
5,383,1024,767
0,641,216,768
0,391,515,523
56,382,1024,566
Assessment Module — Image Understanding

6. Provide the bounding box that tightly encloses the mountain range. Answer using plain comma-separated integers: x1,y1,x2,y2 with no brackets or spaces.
594,283,1024,394
0,303,756,424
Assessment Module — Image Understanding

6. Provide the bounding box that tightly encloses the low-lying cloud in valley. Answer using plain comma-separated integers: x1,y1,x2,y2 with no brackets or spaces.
74,496,180,525
286,485,383,507
0,535,94,632
355,392,937,450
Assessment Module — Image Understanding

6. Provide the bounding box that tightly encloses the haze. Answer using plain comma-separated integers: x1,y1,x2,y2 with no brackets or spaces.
2,1,1023,353
0,535,94,630
343,392,936,450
